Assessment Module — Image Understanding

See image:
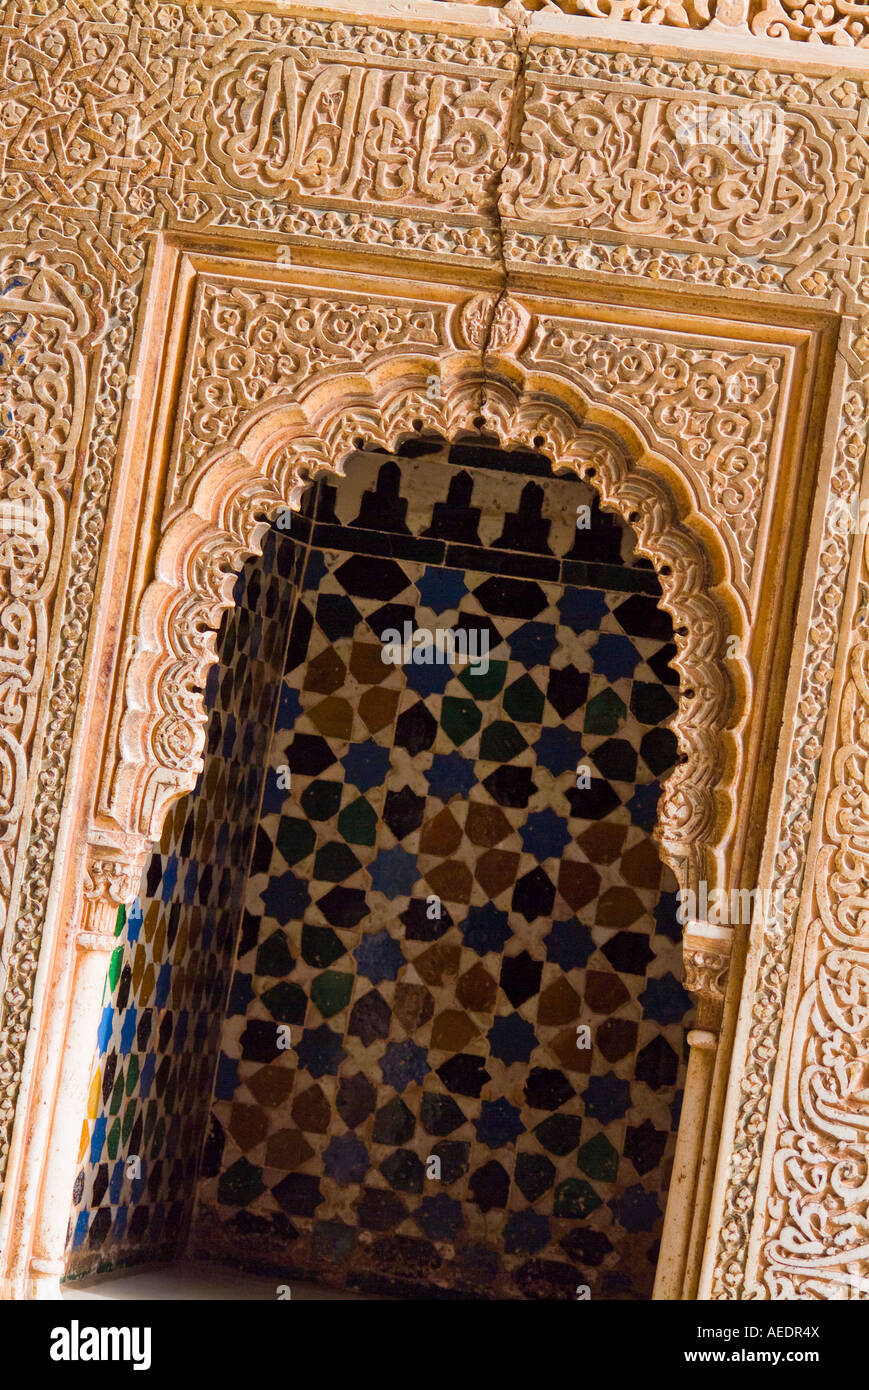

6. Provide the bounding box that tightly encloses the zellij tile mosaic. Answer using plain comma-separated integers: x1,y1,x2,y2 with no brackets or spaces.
69,440,691,1300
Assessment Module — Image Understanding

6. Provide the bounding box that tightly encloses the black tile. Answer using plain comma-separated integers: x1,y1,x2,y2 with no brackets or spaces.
384,785,427,839
395,701,438,755
446,544,559,583
315,592,360,642
473,575,549,618
448,444,552,478
422,471,482,545
493,481,552,556
468,1160,510,1212
613,592,673,639
483,765,536,809
646,641,680,687
395,438,445,458
312,524,444,566
350,459,412,534
561,560,662,596
500,950,543,1007
600,930,655,975
334,554,410,601
631,681,678,726
546,665,589,720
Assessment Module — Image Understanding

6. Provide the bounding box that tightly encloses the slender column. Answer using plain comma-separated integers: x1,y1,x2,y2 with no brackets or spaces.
653,921,731,1301
25,842,146,1300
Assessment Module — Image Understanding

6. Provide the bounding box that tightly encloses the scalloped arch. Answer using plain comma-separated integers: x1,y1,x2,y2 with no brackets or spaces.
108,350,743,911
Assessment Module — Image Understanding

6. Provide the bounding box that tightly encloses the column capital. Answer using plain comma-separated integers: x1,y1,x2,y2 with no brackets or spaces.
682,920,733,1032
83,832,149,907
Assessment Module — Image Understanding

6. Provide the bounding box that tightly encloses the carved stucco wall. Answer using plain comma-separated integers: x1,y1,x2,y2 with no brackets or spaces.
0,0,868,1301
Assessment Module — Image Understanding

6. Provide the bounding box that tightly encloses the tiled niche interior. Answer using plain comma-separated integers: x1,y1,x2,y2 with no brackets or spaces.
67,440,692,1300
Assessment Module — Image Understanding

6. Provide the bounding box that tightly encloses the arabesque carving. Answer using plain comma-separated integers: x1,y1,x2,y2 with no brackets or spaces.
470,0,869,48
122,284,746,911
0,255,89,944
755,464,869,1299
103,284,742,1020
202,49,514,205
527,317,784,595
712,319,869,1299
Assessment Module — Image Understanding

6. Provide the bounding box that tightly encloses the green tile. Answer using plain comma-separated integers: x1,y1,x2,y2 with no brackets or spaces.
337,795,378,846
302,924,346,968
584,689,626,736
261,979,307,1024
218,1157,266,1206
121,1098,137,1146
152,1116,166,1156
114,905,126,937
300,779,343,820
124,1054,140,1098
458,659,507,701
256,929,294,977
109,1070,124,1116
503,673,544,724
440,695,483,747
276,814,316,866
106,1117,121,1162
553,1177,603,1218
311,970,354,1018
479,719,529,763
576,1131,619,1182
108,944,123,993
314,841,362,882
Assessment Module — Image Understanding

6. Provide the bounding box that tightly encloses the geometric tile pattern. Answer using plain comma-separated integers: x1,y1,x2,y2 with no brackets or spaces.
191,443,692,1300
65,526,304,1279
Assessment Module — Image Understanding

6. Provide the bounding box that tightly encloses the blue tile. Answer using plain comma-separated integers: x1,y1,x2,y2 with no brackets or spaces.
424,750,476,803
591,632,641,681
354,929,405,984
341,740,391,793
368,845,419,898
558,586,609,632
416,566,466,614
379,1039,429,1091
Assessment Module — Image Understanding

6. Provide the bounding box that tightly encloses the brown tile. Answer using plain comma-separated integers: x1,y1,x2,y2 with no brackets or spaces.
394,982,435,1033
359,686,400,735
557,858,600,911
307,695,354,739
584,969,631,1015
291,1083,331,1133
228,1102,270,1151
465,801,513,848
474,848,520,899
247,1064,296,1108
349,641,392,686
303,647,347,695
414,943,462,986
537,976,582,1026
596,1017,639,1062
620,837,663,890
425,859,473,904
456,961,498,1013
576,822,627,865
265,1128,316,1170
546,1025,594,1074
596,885,646,928
430,1009,480,1051
420,807,463,856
